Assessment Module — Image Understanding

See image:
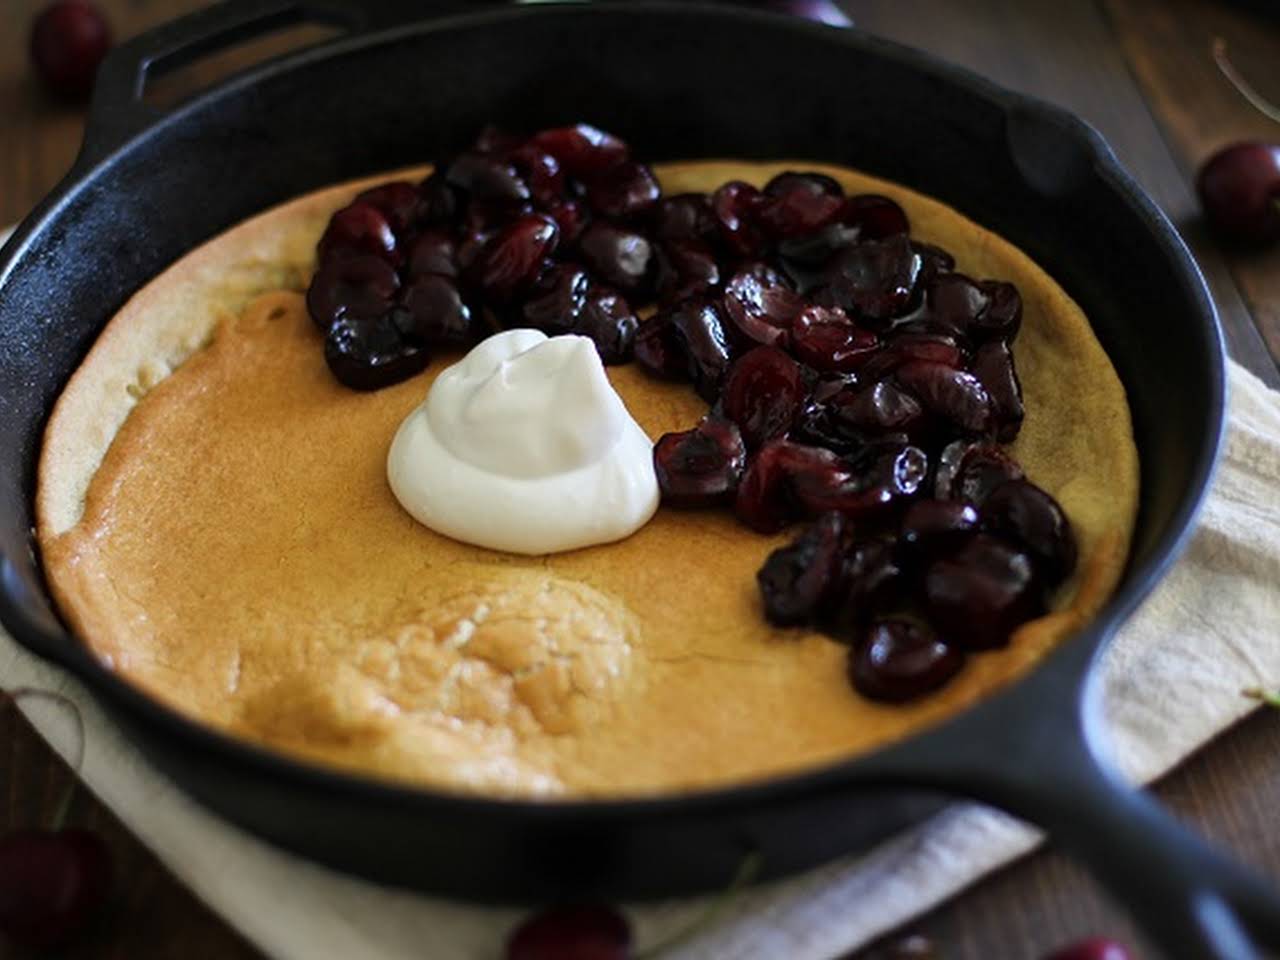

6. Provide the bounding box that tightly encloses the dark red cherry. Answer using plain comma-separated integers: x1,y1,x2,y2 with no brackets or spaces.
982,479,1077,586
1042,937,1133,960
306,255,399,330
585,160,661,219
923,534,1043,649
0,828,113,950
445,151,531,205
764,171,844,200
831,380,926,437
818,235,922,322
840,194,909,240
651,193,718,243
418,172,461,226
757,512,849,625
546,199,590,246
317,202,399,265
406,229,457,279
900,500,980,560
711,180,768,258
470,214,559,302
1197,142,1280,244
471,123,524,155
654,240,722,306
577,287,638,364
722,263,806,348
654,415,747,507
973,280,1022,340
790,305,879,373
669,298,735,401
505,903,631,960
722,346,806,448
398,276,475,347
532,124,630,178
833,538,906,630
577,221,654,296
934,440,1025,503
914,241,956,284
894,360,993,435
29,0,111,101
734,440,836,532
971,340,1023,441
791,442,928,520
906,272,988,340
757,171,846,238
509,143,567,209
850,619,965,702
634,313,687,380
354,181,422,234
522,264,590,335
325,314,429,390
858,333,964,382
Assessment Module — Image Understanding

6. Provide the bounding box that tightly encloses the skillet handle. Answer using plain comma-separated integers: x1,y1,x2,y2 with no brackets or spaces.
77,0,508,168
856,635,1280,959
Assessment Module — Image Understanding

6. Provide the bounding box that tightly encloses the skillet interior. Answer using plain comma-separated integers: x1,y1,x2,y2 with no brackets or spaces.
0,4,1221,898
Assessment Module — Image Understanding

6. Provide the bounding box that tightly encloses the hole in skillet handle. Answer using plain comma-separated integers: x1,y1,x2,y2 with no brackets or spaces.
74,0,504,170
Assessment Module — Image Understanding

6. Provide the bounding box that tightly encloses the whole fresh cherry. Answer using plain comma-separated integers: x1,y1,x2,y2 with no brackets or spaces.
29,0,113,101
0,828,112,950
1197,142,1280,244
1042,936,1133,960
506,904,631,960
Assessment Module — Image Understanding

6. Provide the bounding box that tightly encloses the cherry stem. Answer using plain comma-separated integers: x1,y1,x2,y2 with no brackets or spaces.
635,851,763,959
1243,686,1280,709
4,687,86,831
1212,38,1280,126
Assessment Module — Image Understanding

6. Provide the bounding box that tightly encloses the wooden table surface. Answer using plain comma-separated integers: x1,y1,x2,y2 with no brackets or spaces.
2,1,1279,957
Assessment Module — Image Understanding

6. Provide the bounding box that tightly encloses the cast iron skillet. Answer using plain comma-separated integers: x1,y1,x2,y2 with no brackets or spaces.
1,2,1278,956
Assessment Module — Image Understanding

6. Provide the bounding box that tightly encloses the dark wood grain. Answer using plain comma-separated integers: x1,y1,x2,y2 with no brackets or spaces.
1,2,1278,959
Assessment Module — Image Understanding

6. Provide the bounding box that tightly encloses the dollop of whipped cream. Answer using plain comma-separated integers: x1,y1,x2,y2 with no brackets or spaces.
387,329,658,555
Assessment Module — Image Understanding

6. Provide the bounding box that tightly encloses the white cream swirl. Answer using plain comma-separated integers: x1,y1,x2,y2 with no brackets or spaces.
387,330,658,554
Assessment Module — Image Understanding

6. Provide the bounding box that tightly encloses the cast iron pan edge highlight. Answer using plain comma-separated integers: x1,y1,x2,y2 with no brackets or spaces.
0,2,1277,956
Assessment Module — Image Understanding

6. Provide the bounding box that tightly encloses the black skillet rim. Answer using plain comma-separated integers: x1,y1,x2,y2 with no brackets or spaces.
0,1,1225,822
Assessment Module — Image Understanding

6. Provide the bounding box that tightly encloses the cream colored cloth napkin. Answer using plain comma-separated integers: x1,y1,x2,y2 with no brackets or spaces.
4,240,1279,959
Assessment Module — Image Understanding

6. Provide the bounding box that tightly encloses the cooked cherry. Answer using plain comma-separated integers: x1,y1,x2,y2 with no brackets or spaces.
634,313,687,380
923,534,1043,649
577,221,654,296
545,199,590,246
577,287,638,364
971,340,1023,441
757,172,846,238
894,360,993,435
791,305,879,373
532,123,630,178
1197,142,1280,244
669,297,735,400
858,333,964,381
406,229,457,279
317,202,399,265
791,398,864,456
471,123,524,156
354,181,422,234
585,160,661,219
973,280,1022,340
840,194,909,240
905,272,988,340
398,275,475,347
850,619,965,702
1042,937,1133,960
0,828,112,949
900,500,980,560
306,255,399,330
505,903,631,960
832,379,926,437
734,440,834,532
29,0,112,101
722,346,806,448
982,479,1077,585
469,214,559,302
833,538,906,630
913,241,955,284
817,235,922,322
934,440,1025,503
522,263,590,335
712,180,768,258
325,314,429,390
722,263,806,348
654,240,722,306
777,222,861,278
758,512,849,625
651,193,718,243
509,143,567,209
654,415,747,507
792,442,928,520
418,172,461,226
444,151,531,205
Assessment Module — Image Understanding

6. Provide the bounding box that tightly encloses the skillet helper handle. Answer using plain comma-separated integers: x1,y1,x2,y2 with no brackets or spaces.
77,0,509,168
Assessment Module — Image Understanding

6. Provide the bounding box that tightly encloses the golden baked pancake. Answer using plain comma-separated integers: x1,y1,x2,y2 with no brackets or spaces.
37,161,1138,797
